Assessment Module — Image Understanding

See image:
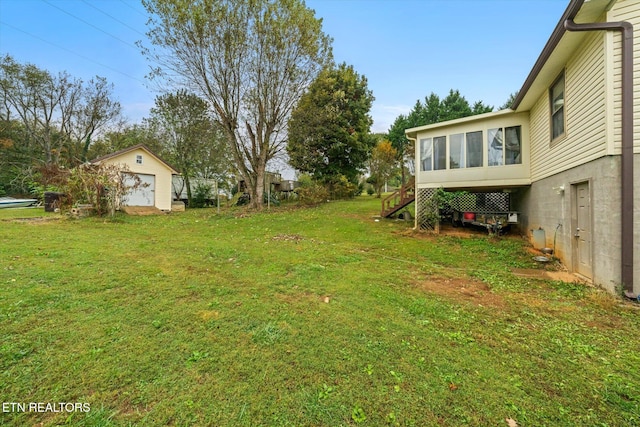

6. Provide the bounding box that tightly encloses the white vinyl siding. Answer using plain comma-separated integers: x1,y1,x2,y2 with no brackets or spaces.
609,0,640,152
529,31,607,182
100,147,175,211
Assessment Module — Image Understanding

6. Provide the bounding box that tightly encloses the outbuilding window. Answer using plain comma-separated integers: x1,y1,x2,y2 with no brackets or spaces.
136,154,143,165
550,71,565,141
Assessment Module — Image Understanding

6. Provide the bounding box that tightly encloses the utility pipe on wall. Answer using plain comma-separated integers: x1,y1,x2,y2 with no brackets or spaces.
564,7,635,293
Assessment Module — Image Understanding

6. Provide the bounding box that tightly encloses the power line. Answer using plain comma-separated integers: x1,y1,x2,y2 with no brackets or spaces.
0,20,147,85
80,0,147,38
41,0,139,51
118,0,149,18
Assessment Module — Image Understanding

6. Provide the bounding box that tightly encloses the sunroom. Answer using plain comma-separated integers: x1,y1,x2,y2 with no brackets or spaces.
407,110,530,189
405,110,530,231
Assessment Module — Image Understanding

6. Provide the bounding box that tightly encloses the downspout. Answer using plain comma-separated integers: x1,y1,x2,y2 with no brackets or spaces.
564,11,634,292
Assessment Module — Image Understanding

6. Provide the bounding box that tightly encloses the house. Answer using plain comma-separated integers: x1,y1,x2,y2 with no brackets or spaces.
406,0,639,295
91,144,180,212
237,171,288,193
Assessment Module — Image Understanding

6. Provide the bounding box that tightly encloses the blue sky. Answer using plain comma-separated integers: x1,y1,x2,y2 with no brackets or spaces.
0,0,569,133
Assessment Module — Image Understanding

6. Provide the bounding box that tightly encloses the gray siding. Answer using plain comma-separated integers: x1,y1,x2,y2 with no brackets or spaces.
514,154,640,294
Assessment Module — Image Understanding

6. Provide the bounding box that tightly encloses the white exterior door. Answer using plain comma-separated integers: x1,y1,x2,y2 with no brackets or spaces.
124,174,155,207
573,181,592,279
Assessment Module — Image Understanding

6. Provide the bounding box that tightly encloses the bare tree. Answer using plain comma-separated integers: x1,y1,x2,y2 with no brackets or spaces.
0,55,121,167
141,0,333,208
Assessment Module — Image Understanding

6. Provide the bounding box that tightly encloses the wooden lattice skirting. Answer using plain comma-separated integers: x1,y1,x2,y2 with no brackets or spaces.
416,188,438,232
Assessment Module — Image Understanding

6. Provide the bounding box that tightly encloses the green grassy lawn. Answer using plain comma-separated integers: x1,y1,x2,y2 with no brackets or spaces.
1,197,638,426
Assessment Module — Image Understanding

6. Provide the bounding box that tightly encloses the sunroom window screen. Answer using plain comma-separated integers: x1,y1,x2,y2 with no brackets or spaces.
466,131,483,168
505,126,522,164
449,133,464,169
420,138,432,171
434,136,446,170
488,128,503,166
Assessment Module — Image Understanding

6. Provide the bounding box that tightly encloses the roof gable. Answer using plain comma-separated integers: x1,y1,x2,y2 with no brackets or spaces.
91,144,180,174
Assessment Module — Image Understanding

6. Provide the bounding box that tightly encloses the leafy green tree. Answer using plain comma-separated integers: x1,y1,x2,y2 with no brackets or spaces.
368,140,397,198
141,0,333,209
0,119,33,194
87,124,164,161
148,90,230,206
499,91,519,110
287,62,374,189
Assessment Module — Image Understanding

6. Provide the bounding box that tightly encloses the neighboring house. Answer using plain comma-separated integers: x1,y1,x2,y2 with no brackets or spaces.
406,0,639,295
92,144,180,212
172,176,232,203
237,171,289,193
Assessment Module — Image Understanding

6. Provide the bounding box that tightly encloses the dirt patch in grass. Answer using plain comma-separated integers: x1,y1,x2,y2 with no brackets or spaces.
2,216,61,223
416,276,506,308
271,234,304,242
275,290,329,305
511,268,584,283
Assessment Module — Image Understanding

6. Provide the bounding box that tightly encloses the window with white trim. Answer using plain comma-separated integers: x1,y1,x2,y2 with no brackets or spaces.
136,154,143,165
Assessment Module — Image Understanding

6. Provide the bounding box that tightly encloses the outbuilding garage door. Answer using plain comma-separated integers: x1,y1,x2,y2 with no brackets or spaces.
123,174,155,207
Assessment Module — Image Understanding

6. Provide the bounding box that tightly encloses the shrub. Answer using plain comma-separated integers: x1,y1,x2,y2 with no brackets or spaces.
295,175,329,205
39,163,143,216
327,175,358,199
191,182,213,208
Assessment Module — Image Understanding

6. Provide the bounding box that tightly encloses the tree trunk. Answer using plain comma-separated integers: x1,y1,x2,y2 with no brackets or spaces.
185,175,192,207
250,165,265,210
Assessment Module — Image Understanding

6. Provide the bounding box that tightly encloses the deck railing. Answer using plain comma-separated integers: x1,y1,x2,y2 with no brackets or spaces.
381,178,415,218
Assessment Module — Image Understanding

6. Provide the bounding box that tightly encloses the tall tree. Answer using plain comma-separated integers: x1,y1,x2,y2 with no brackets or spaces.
71,76,123,162
0,55,121,190
87,124,164,161
141,0,333,209
148,90,230,205
287,63,374,186
368,140,397,198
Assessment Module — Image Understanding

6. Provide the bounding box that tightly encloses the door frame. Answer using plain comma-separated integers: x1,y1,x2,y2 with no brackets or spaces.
570,179,593,280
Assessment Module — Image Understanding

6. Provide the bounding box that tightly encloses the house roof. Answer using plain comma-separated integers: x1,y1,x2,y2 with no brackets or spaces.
405,109,516,137
512,0,613,111
91,144,180,174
